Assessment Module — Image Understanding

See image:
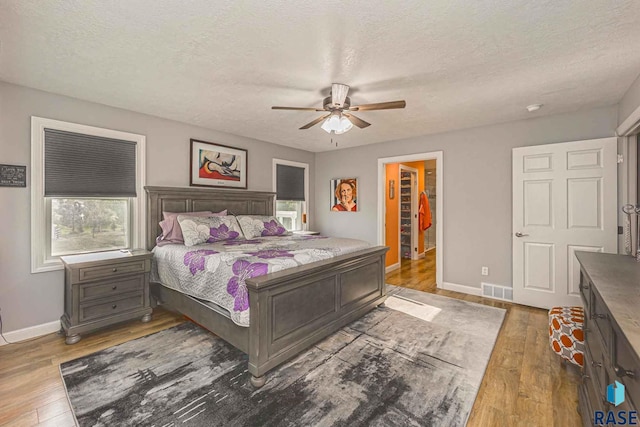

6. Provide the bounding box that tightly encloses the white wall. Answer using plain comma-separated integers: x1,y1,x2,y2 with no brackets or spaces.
0,79,622,334
0,81,314,333
314,106,618,289
619,72,640,126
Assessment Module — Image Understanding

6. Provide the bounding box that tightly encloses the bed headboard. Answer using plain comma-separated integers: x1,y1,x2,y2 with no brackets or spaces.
145,186,276,250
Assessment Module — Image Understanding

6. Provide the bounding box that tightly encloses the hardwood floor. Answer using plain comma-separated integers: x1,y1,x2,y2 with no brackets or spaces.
387,253,583,427
0,253,582,426
0,309,184,427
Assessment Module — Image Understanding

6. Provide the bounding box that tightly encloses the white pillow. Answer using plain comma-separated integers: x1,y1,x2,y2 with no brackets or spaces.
236,215,291,239
177,215,243,246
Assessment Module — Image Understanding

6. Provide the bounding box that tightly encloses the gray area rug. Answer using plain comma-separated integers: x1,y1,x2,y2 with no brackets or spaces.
60,286,505,426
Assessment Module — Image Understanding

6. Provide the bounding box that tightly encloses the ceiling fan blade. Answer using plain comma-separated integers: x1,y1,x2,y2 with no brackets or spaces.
349,100,406,111
343,113,371,129
331,83,350,107
299,113,331,130
272,106,326,111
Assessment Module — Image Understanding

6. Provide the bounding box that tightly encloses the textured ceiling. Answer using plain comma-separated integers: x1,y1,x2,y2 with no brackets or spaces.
1,1,640,152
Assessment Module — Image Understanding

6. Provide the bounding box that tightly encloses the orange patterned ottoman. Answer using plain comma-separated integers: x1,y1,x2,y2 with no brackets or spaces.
548,306,585,367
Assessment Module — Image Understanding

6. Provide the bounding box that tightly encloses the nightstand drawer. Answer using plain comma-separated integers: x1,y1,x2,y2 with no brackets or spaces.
79,260,148,282
79,293,144,322
79,276,145,302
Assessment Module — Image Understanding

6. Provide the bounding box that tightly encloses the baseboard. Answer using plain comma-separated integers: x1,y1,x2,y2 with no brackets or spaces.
0,319,60,346
442,282,482,296
385,262,400,273
417,252,425,259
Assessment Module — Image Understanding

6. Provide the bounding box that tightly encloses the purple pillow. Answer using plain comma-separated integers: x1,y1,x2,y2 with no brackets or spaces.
156,210,227,246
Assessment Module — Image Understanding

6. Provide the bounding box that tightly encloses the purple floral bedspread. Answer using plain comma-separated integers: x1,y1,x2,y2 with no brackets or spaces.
151,235,371,327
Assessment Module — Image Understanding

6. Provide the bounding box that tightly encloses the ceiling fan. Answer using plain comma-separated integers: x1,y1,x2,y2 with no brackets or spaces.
271,83,406,134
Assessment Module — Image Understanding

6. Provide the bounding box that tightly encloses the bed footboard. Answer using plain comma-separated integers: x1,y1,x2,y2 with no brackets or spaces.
245,246,388,381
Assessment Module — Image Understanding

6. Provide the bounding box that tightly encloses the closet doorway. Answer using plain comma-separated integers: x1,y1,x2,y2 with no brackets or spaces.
377,151,443,288
398,165,419,260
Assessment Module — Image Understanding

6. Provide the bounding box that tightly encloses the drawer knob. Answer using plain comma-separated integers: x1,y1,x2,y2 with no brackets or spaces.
112,268,118,272
592,360,602,368
614,365,635,378
112,286,117,291
112,304,117,309
592,313,606,320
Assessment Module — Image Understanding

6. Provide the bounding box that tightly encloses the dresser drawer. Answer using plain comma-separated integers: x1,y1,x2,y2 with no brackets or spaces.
79,276,145,302
613,329,640,409
578,384,595,427
585,335,606,393
79,293,144,322
591,292,612,349
616,394,637,414
579,270,592,312
78,260,148,282
584,362,605,414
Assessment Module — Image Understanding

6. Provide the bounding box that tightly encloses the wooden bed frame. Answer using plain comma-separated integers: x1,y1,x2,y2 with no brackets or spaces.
146,186,388,387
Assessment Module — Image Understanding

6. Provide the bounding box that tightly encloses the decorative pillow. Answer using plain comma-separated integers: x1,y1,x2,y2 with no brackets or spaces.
236,215,291,239
177,215,243,246
156,210,226,246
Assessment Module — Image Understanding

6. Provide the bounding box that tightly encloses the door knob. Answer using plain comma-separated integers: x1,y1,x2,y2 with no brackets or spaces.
515,232,529,237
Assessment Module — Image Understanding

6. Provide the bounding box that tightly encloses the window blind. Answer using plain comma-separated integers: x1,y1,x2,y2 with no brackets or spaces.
276,164,305,201
44,128,137,197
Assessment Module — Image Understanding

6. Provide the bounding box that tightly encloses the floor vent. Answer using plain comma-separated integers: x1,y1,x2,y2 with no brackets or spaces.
481,283,513,302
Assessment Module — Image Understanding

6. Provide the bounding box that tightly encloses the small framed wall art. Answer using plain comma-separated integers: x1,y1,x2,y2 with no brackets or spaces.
0,164,26,187
190,139,247,189
330,178,358,212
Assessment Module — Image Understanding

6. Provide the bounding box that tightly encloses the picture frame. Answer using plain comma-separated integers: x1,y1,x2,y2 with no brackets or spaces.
190,139,247,189
330,178,358,212
0,164,27,187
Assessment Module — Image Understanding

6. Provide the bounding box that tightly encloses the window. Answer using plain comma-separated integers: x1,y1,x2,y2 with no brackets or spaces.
273,159,309,231
50,198,130,256
31,117,146,273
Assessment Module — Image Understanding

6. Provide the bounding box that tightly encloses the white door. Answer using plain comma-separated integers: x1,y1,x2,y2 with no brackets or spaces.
512,137,618,309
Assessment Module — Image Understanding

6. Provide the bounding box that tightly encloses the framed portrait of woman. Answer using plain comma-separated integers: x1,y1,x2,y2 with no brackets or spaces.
330,178,358,212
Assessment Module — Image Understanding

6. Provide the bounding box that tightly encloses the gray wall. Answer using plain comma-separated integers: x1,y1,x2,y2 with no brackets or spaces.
314,106,618,289
619,72,640,126
0,81,314,333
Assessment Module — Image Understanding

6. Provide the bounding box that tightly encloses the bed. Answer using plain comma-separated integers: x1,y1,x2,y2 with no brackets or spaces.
146,186,388,387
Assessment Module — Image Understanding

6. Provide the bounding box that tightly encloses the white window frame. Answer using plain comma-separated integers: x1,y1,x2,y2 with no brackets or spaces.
30,117,146,273
272,159,309,230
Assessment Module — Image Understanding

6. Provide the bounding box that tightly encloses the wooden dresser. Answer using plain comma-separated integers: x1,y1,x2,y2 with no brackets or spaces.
60,249,153,344
576,252,640,425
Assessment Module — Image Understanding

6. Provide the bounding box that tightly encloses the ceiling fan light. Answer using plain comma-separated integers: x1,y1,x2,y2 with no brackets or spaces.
340,116,353,132
320,119,332,133
328,114,341,130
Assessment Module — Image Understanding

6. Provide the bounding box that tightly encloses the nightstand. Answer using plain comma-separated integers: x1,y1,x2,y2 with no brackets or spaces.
292,230,320,235
60,249,153,344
